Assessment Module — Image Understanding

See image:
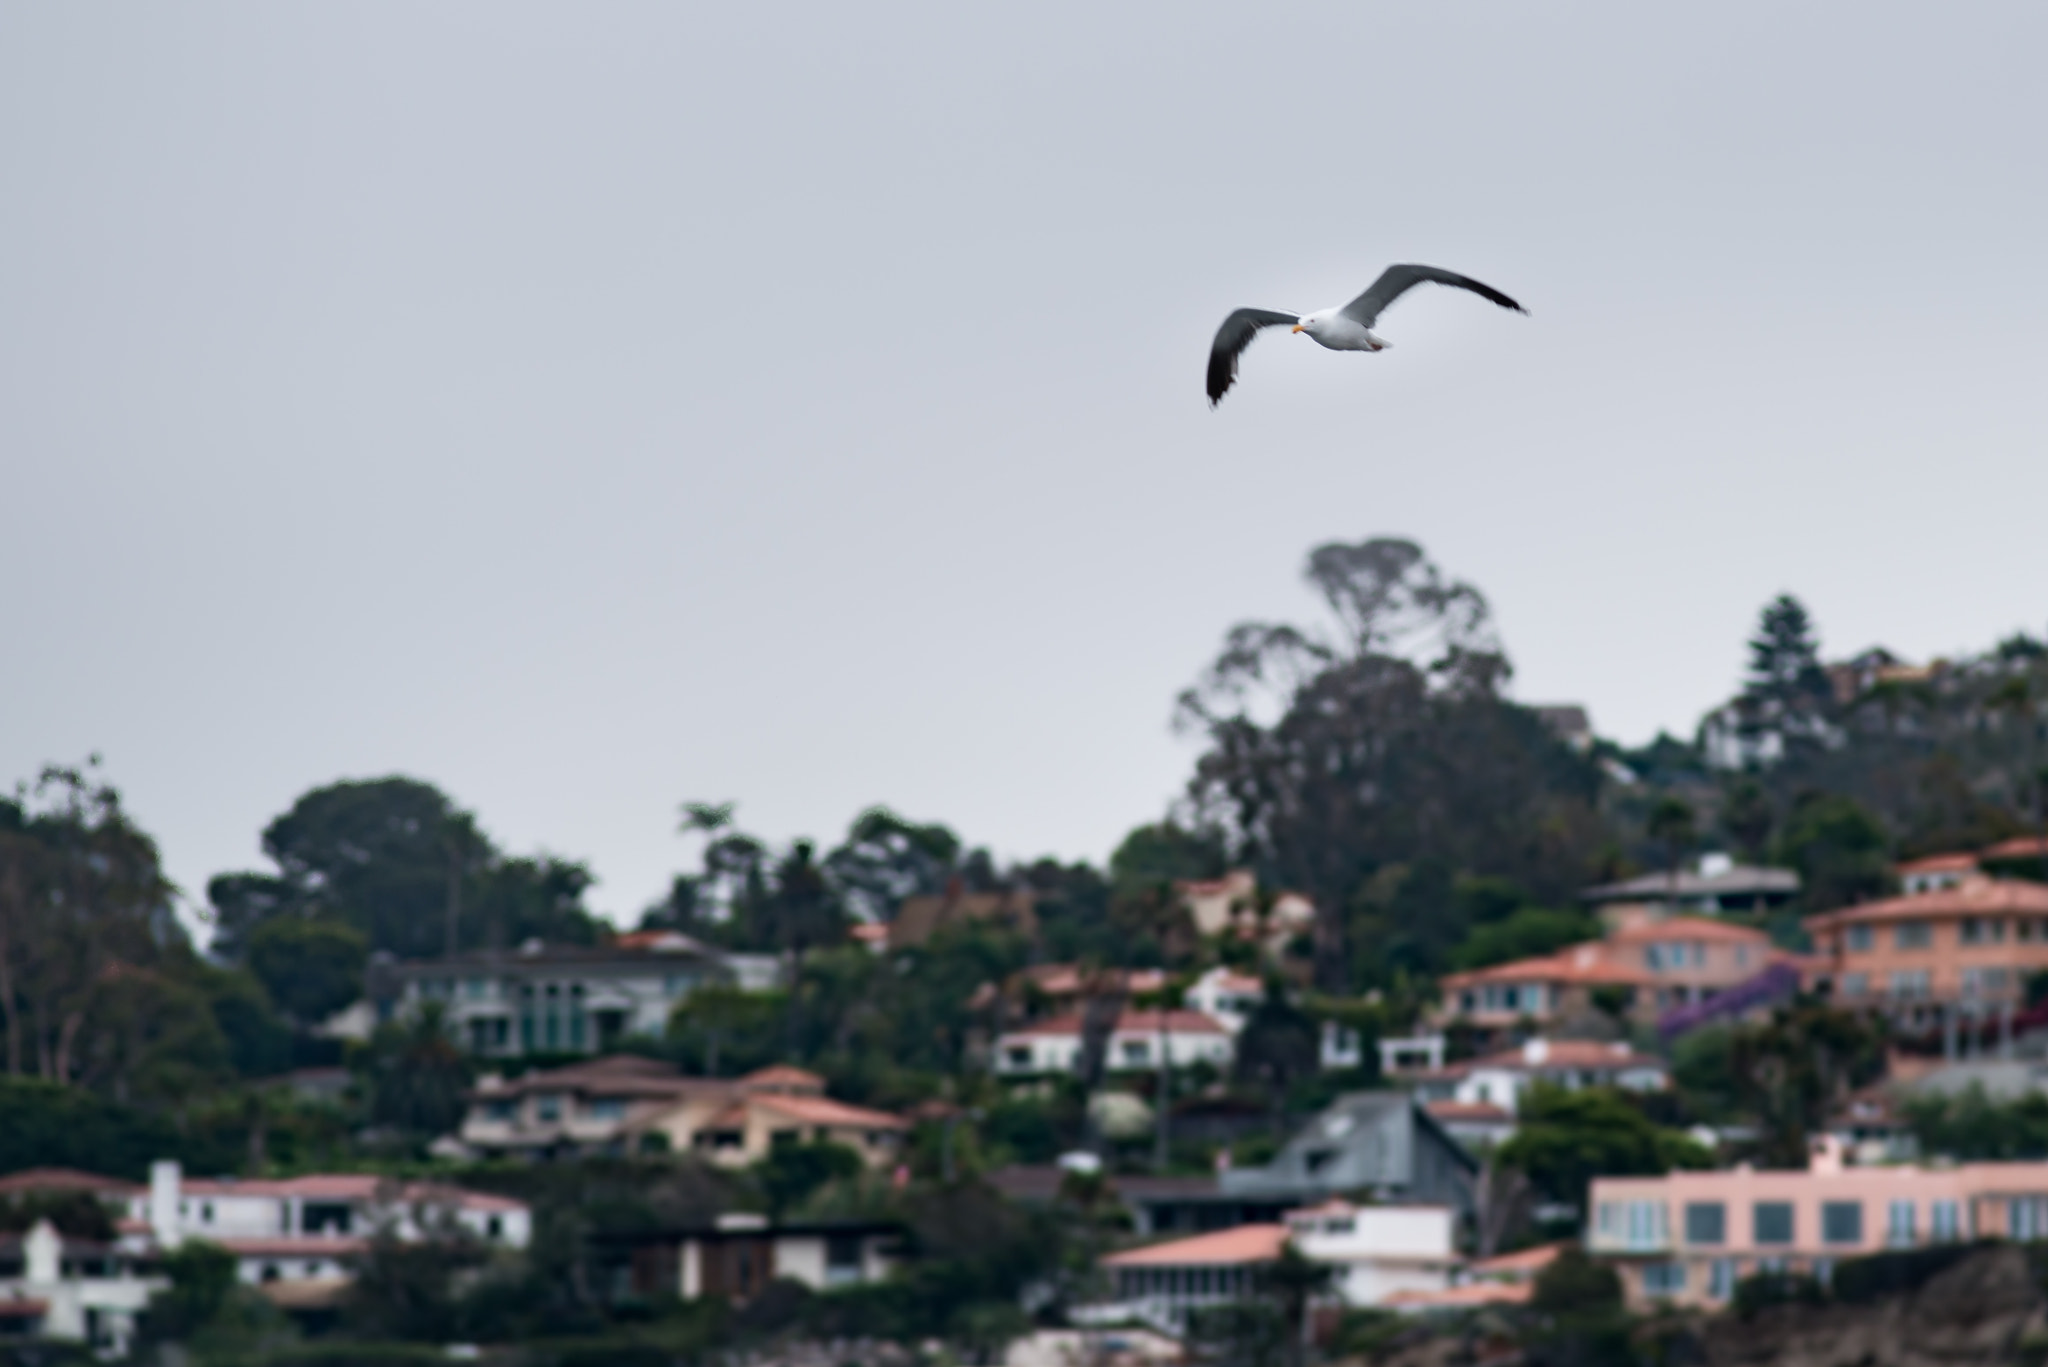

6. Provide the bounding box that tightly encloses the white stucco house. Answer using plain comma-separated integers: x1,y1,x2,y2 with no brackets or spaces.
993,1009,1233,1076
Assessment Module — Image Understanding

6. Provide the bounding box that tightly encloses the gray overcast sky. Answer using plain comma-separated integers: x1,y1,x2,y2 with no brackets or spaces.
6,3,2047,930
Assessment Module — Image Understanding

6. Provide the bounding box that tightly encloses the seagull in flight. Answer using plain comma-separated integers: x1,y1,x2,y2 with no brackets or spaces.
1206,264,1527,406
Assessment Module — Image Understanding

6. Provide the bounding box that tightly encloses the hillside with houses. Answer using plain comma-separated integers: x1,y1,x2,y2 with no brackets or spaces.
7,541,2048,1367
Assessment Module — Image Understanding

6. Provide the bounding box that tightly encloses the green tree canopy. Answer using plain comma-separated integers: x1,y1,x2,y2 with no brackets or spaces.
208,776,603,962
1177,537,1606,990
1497,1086,1711,1213
1773,791,1893,911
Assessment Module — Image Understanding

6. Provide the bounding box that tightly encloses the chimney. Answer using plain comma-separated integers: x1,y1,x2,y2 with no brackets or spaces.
1808,1134,1845,1175
24,1220,60,1285
1522,1038,1550,1065
150,1159,184,1249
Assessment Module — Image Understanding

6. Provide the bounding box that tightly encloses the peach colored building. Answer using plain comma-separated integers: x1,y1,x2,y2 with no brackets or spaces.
1805,875,2048,1024
1437,944,1649,1031
1589,1139,2048,1308
1437,915,1792,1031
642,1065,909,1168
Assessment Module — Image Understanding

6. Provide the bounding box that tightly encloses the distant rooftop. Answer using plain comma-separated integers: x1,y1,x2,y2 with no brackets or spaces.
1582,860,1799,906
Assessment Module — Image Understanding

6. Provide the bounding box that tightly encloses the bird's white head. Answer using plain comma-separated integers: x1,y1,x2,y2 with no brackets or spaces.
1291,312,1322,336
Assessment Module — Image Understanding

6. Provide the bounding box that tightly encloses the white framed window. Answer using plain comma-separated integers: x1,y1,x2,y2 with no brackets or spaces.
1931,1200,1962,1241
1641,1262,1685,1295
1887,1200,1916,1246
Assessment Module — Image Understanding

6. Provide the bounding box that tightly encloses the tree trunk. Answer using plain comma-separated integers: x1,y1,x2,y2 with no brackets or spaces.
0,857,20,1075
52,1008,84,1084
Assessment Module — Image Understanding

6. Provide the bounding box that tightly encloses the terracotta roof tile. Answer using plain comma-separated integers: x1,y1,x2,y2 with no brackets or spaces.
1102,1224,1289,1267
1468,1242,1566,1278
1440,945,1651,990
0,1167,141,1196
1425,1101,1513,1122
1897,853,1980,875
748,1093,908,1130
1805,876,2048,929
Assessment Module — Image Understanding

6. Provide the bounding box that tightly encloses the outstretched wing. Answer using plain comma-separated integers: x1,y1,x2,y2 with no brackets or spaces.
1338,264,1527,330
1206,308,1300,406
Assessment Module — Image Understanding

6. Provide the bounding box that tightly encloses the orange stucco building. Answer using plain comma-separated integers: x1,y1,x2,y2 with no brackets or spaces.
1804,875,2048,1024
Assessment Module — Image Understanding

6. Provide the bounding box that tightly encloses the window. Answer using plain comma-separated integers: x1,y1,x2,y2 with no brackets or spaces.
2011,1197,2048,1240
484,1100,517,1122
1887,1200,1916,1247
465,977,489,1000
1120,1040,1151,1064
1624,1201,1668,1249
200,1203,213,1224
825,1233,864,1287
1708,1258,1736,1301
1754,1202,1794,1246
2022,920,2045,944
585,1098,626,1121
1839,973,1868,998
1963,968,2011,997
1846,925,1874,952
1460,991,1477,1012
486,1215,503,1241
1735,946,1751,969
535,1094,562,1122
1685,1202,1726,1245
1641,1262,1685,1295
1889,970,1931,1000
1895,922,1932,950
1005,1046,1032,1068
1822,1201,1863,1245
1960,918,2006,945
1931,1200,1961,1241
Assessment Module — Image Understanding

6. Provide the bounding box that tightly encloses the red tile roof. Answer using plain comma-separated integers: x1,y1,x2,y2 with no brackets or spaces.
1897,853,1980,876
0,1168,141,1197
1440,944,1651,990
748,1093,908,1131
1468,1242,1566,1279
1805,875,2048,929
1982,837,2048,863
740,1064,826,1094
1425,1101,1513,1122
1103,1224,1289,1267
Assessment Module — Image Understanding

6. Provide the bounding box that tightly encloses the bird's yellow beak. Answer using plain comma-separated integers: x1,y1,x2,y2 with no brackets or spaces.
1290,324,1304,333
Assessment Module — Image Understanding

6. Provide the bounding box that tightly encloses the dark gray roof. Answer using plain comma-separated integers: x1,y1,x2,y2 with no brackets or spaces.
1581,865,1799,903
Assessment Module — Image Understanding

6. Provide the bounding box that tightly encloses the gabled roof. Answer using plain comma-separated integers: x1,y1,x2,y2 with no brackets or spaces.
700,1092,908,1132
1897,853,1980,876
740,1064,826,1094
1805,875,2048,929
1982,837,2048,864
1440,944,1651,990
1102,1224,1288,1267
